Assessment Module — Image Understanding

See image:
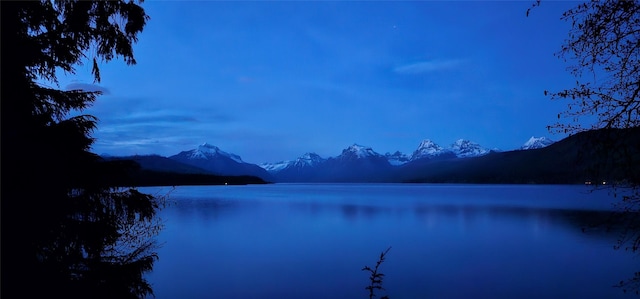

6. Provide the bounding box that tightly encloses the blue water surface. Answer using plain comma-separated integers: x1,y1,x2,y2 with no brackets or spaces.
142,184,638,299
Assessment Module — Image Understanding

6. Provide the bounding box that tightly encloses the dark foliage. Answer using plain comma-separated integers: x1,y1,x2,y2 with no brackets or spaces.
102,155,270,186
530,0,640,294
125,170,268,186
362,247,392,299
529,0,640,133
1,1,162,298
110,154,215,175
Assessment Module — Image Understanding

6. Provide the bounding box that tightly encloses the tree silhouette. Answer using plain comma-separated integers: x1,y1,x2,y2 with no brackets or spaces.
1,1,162,298
529,0,640,293
538,0,640,134
362,247,392,299
526,0,639,133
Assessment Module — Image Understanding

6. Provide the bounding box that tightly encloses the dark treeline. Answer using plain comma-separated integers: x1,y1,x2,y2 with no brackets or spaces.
399,127,640,185
108,127,640,185
102,156,270,186
254,127,640,184
2,1,163,298
104,159,269,186
127,171,268,186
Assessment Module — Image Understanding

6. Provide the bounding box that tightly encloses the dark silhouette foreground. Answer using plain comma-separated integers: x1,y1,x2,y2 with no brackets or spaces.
1,1,161,298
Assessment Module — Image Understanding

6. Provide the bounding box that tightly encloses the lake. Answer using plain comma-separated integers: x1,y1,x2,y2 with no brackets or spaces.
142,184,638,299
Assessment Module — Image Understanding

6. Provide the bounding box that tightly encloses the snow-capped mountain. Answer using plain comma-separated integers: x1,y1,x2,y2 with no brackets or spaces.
99,128,634,184
338,144,383,160
170,143,272,180
385,151,410,166
449,139,490,158
263,144,393,182
260,153,327,182
411,139,448,160
259,160,291,172
292,152,325,167
187,143,244,162
260,153,326,173
324,144,392,181
257,137,550,182
521,137,555,150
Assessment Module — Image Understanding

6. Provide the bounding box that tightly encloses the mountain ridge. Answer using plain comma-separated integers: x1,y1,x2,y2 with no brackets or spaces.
169,144,273,181
100,128,639,184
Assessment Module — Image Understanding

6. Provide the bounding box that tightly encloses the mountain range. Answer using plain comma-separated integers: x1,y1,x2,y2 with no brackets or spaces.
261,138,500,171
257,138,504,181
102,128,640,185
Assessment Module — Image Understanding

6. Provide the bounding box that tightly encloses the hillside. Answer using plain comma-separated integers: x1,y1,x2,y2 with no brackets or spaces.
102,155,270,186
100,127,639,185
398,127,640,184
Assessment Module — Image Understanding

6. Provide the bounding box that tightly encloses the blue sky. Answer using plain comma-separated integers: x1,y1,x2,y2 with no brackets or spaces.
60,1,582,164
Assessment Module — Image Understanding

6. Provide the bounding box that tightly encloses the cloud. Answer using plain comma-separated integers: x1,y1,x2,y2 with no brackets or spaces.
394,59,464,74
87,105,242,157
65,82,111,95
110,114,199,125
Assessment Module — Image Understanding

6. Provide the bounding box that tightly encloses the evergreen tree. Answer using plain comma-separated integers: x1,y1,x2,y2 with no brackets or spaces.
1,1,162,298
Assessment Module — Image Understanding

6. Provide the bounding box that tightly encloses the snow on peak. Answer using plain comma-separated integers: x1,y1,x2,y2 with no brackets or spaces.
342,144,380,158
449,139,489,158
521,136,555,150
259,160,290,172
190,142,244,163
412,139,446,160
295,152,325,166
259,152,326,172
198,142,220,153
385,151,410,165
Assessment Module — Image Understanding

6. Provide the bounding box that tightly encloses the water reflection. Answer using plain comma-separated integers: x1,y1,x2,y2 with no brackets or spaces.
173,197,246,222
144,184,637,299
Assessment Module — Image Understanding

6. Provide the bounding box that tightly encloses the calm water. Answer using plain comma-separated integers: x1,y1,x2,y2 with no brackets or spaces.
142,184,638,299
